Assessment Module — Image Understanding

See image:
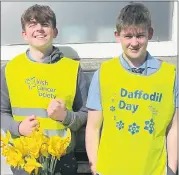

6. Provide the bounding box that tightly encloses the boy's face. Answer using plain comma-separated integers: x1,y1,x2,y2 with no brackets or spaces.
115,26,153,61
22,19,58,50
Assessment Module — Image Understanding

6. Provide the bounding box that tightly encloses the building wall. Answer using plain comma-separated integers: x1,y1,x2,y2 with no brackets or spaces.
1,56,177,71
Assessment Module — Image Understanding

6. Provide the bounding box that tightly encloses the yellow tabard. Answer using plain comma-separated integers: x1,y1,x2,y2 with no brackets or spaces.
97,57,175,175
5,53,79,131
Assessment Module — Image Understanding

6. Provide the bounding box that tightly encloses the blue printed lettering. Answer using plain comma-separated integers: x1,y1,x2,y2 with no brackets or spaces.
120,88,128,97
120,88,162,102
118,100,139,113
119,100,126,109
143,93,149,100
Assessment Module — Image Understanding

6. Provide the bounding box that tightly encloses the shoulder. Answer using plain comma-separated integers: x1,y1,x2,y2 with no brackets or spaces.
100,57,119,71
99,57,120,78
6,52,26,66
101,57,118,66
61,57,79,64
92,69,100,81
56,57,80,73
160,61,176,71
146,53,161,68
1,63,7,71
148,53,176,70
1,63,7,78
88,69,100,90
59,57,80,71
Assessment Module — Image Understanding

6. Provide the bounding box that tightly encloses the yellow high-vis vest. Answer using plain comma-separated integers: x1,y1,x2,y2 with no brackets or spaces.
97,57,175,175
5,53,79,136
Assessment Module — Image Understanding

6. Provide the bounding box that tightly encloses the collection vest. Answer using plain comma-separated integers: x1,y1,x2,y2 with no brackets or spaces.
5,53,79,137
97,57,175,175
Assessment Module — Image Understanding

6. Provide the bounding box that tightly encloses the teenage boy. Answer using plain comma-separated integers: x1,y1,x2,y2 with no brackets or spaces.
1,4,88,175
86,3,177,175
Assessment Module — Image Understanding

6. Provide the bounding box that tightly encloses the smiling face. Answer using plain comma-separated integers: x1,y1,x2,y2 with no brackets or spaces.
22,19,58,50
115,26,153,61
115,3,153,62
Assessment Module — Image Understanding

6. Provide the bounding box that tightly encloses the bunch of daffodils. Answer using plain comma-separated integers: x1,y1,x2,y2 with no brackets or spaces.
1,128,71,175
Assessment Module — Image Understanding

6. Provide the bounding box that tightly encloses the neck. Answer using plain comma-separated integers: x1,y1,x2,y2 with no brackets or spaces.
123,52,147,68
29,46,53,62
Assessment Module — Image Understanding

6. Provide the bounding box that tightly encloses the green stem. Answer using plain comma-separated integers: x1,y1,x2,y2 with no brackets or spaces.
49,156,55,174
52,158,58,175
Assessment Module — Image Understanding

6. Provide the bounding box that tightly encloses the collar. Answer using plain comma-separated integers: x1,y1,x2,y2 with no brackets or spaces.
119,51,160,70
26,46,64,63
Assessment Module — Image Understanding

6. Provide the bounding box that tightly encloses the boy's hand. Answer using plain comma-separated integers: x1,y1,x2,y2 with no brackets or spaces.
91,166,97,175
47,98,67,122
89,162,96,175
18,115,39,136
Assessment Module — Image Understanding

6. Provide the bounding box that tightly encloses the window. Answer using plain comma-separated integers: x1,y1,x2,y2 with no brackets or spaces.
1,1,177,59
1,1,174,45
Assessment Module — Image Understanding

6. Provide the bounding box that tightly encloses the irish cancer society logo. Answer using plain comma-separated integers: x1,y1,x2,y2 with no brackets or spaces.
25,77,36,89
25,77,56,99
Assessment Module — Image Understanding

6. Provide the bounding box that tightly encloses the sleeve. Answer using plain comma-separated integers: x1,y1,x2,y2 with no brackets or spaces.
1,64,21,136
62,65,88,132
86,69,102,111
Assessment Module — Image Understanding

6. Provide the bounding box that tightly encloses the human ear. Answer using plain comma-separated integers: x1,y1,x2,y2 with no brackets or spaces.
148,27,153,40
22,30,28,41
53,28,58,38
114,31,121,43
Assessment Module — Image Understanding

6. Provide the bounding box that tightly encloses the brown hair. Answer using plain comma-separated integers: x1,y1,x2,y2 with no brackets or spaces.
21,4,56,31
116,3,151,33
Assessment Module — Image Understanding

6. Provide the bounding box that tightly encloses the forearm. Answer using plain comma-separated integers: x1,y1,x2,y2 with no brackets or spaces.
86,125,100,169
167,128,177,173
62,66,88,131
1,64,21,136
167,111,178,173
1,112,21,136
62,106,88,132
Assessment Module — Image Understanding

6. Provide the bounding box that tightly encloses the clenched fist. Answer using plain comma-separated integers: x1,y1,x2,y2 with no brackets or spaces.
47,98,67,122
19,115,39,136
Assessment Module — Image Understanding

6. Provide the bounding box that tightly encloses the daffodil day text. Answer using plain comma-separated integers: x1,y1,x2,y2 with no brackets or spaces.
118,88,163,113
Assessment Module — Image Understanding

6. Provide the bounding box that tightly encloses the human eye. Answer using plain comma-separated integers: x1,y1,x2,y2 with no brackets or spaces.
28,23,36,28
137,34,145,38
124,35,132,39
42,23,50,27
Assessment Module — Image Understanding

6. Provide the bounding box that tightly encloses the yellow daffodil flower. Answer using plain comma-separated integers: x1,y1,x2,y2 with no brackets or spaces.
48,129,71,159
1,128,71,174
40,143,49,157
1,131,11,147
6,147,24,168
24,157,42,175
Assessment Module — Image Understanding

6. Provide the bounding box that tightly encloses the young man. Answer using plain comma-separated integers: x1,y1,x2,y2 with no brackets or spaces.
1,4,88,175
86,3,177,175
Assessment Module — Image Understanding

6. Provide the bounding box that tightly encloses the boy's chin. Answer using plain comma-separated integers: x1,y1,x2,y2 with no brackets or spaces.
32,44,52,50
127,54,142,60
127,52,145,60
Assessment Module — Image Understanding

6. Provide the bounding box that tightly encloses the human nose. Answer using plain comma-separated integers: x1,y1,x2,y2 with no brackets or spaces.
131,37,139,47
35,23,44,31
